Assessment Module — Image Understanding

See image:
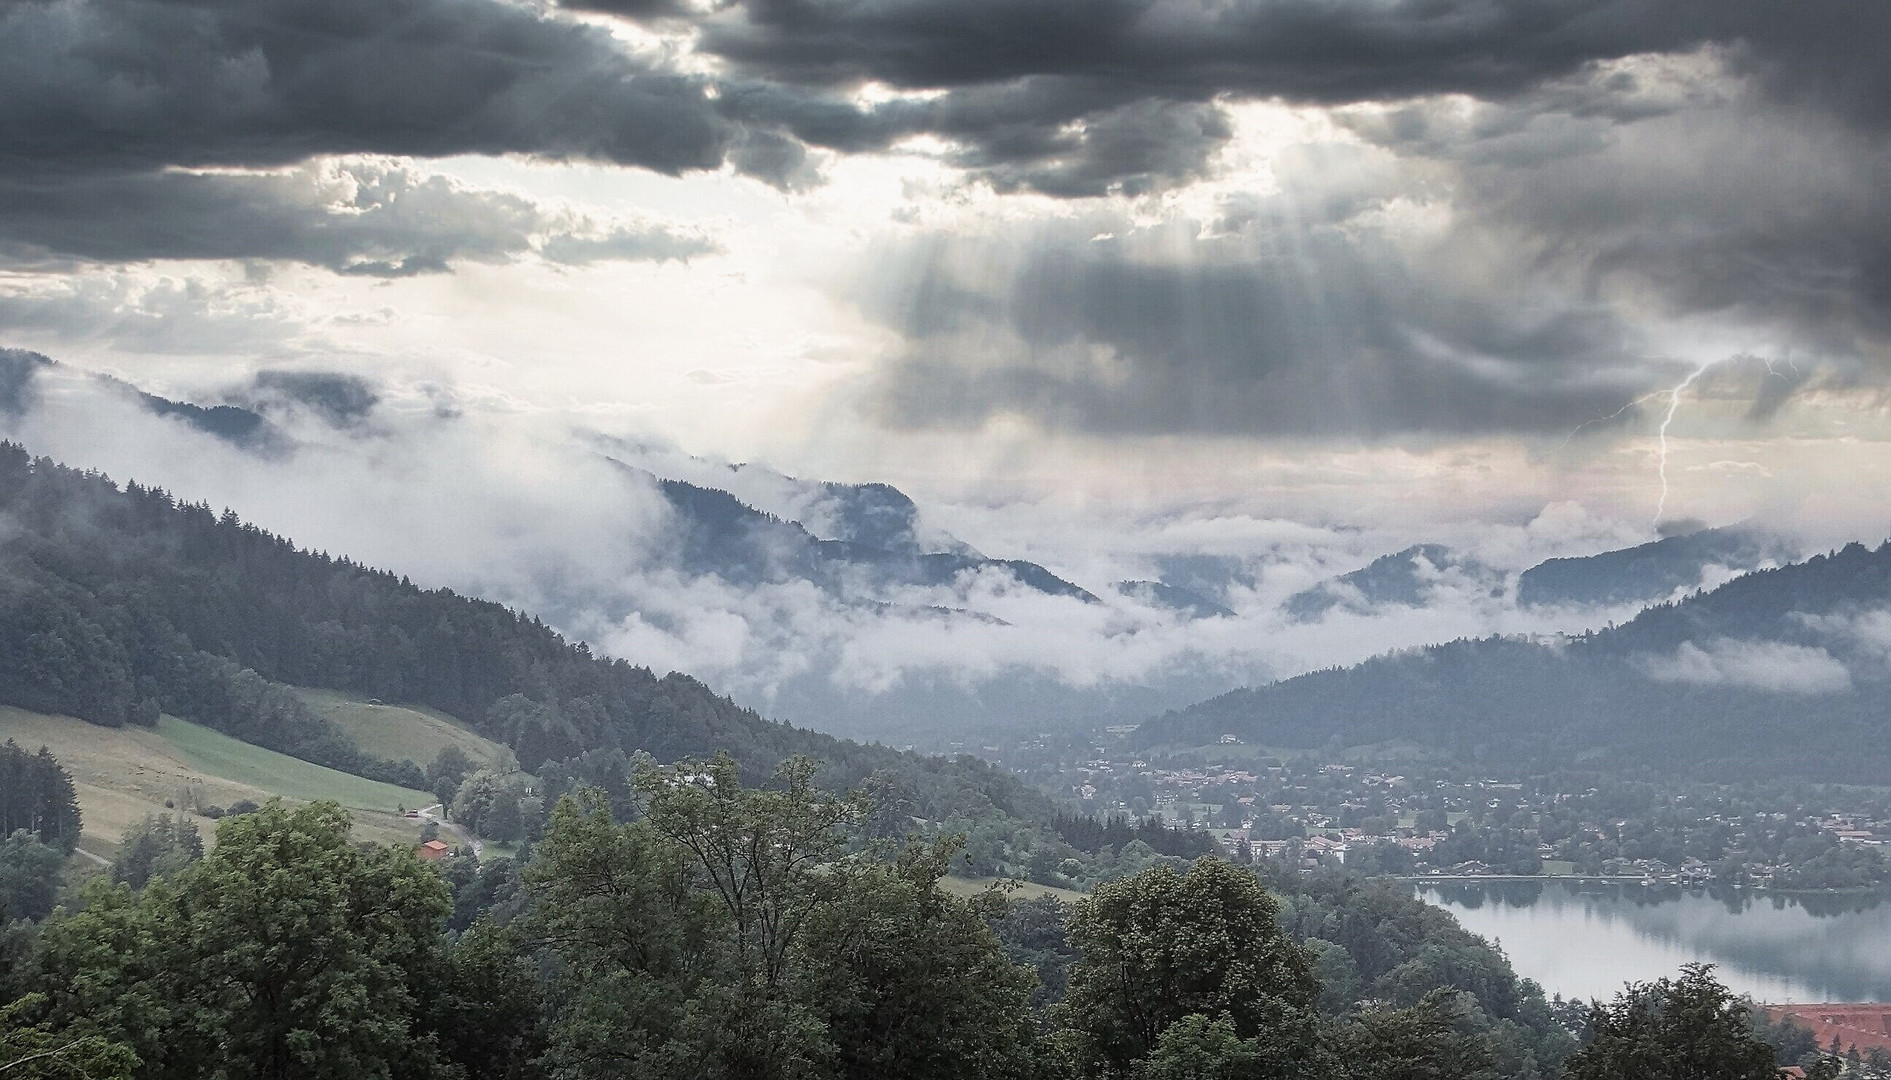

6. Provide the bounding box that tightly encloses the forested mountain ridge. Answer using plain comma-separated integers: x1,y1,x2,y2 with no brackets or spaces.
1143,541,1891,782
1517,525,1794,608
0,443,1045,817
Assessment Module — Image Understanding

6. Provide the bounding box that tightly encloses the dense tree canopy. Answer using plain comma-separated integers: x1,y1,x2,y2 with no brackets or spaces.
524,754,1044,1080
109,813,204,890
31,802,455,1080
0,741,81,853
1562,964,1802,1080
0,831,65,924
1059,858,1325,1078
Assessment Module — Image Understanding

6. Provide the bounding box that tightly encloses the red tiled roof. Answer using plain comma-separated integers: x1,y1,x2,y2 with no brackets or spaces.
1765,1004,1891,1057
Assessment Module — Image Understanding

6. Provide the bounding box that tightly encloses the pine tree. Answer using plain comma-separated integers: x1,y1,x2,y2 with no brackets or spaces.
0,742,81,853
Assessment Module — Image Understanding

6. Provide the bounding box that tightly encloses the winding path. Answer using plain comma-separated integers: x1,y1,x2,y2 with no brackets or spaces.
71,845,110,868
418,804,483,858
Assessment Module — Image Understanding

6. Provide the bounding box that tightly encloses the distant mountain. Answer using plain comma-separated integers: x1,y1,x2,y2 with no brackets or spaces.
620,449,985,559
633,466,1098,602
1116,580,1236,619
1517,525,1795,608
802,479,979,556
117,379,276,448
0,440,1049,819
1141,542,1891,782
1,348,280,447
1283,544,1500,621
0,348,50,414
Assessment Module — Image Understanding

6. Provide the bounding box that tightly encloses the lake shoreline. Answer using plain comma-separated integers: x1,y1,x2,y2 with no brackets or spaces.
1416,877,1891,1003
1402,875,1891,897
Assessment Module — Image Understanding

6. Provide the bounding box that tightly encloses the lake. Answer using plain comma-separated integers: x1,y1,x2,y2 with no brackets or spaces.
1415,880,1891,1003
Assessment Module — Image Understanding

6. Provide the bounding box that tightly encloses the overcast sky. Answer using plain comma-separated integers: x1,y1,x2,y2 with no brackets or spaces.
5,0,1890,536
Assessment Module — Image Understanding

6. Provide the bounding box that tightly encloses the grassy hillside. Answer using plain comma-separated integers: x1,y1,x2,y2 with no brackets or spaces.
938,875,1088,904
0,706,430,857
292,688,513,772
155,716,434,810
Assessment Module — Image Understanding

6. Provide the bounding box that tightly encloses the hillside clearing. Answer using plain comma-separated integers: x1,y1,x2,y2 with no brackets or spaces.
0,707,429,852
939,875,1088,904
292,687,513,771
156,716,435,811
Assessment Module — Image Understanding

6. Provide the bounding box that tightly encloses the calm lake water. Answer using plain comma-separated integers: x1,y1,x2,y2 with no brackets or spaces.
1415,880,1891,1003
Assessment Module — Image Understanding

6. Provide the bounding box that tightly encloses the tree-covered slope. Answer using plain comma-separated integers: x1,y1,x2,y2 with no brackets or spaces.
1516,525,1794,608
1142,542,1891,782
0,443,1044,818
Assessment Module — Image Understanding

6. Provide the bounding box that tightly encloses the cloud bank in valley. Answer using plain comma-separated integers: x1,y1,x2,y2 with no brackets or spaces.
0,355,1739,744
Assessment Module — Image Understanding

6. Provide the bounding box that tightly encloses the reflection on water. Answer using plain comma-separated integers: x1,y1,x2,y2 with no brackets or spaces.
1415,881,1891,1003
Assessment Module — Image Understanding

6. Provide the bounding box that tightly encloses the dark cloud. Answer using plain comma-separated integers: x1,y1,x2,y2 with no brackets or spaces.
697,0,1696,100
690,0,1891,127
850,34,1891,440
0,160,717,274
1417,95,1891,360
687,0,1889,197
0,0,734,179
6,0,1890,212
0,0,744,272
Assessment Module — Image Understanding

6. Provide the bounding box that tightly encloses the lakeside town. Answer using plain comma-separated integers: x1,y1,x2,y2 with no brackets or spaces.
987,730,1891,891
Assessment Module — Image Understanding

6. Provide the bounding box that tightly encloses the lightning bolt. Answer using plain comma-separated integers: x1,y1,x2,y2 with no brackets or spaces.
1761,353,1801,380
1652,359,1719,529
1556,390,1670,451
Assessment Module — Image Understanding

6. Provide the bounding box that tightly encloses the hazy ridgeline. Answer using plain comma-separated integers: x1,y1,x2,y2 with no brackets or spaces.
1147,540,1891,782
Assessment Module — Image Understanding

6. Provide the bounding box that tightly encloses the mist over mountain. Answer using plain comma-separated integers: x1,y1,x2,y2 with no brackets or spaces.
1142,541,1891,783
4,346,1845,748
1276,526,1807,623
1283,544,1503,622
1516,525,1797,608
626,464,1096,602
1112,580,1236,621
0,440,1053,822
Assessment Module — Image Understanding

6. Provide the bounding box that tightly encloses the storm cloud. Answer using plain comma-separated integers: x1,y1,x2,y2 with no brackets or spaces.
0,0,733,178
3,0,1889,569
848,45,1891,438
0,159,718,275
688,0,1891,197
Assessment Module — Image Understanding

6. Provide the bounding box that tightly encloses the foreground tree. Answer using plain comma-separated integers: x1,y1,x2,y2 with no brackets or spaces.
1563,964,1780,1080
801,839,1042,1080
527,755,1042,1080
0,830,65,923
33,800,455,1080
1058,858,1326,1078
0,993,137,1079
1332,991,1499,1080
